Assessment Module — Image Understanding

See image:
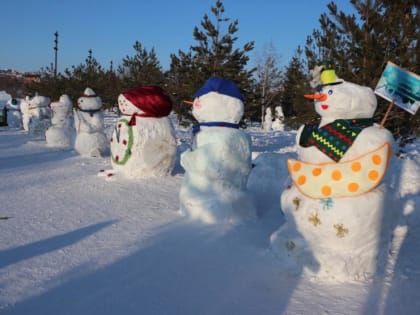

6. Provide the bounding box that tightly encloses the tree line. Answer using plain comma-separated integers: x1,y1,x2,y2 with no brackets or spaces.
3,0,419,139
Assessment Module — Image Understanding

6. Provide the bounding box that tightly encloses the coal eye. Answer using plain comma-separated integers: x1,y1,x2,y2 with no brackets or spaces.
328,90,333,95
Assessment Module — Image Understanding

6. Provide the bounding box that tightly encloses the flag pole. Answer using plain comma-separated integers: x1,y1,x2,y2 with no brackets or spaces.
380,100,395,127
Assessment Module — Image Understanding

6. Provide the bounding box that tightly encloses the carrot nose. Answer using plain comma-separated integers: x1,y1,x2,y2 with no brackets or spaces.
304,93,327,101
182,100,194,105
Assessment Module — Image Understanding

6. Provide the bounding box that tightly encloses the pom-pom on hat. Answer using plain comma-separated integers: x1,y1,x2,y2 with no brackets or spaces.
122,85,173,118
194,77,244,101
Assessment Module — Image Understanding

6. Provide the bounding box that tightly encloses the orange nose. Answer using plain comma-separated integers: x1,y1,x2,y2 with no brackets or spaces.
304,93,327,101
182,100,194,105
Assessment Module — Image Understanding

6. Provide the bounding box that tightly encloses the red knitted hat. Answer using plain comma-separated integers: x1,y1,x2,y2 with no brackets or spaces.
122,86,172,117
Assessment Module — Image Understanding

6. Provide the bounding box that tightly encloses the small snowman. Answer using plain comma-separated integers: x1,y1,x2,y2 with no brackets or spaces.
263,107,273,131
5,98,23,129
74,87,108,157
179,77,255,224
27,94,51,136
20,97,31,131
46,94,75,148
270,61,399,281
272,105,285,131
101,85,176,179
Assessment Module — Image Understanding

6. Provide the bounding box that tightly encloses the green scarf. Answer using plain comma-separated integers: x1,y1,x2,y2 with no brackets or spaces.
299,117,373,162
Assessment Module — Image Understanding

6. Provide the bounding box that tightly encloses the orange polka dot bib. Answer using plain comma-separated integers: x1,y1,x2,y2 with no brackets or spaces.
287,142,391,198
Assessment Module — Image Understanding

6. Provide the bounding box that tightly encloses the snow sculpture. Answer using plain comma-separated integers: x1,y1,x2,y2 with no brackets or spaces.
272,105,284,131
20,97,31,131
263,107,273,131
270,61,399,281
0,91,12,127
27,94,51,136
6,98,23,129
46,94,75,148
74,88,108,157
101,85,176,179
179,77,255,224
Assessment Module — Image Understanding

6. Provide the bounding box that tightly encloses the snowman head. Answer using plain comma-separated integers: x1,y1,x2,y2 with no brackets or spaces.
119,86,172,118
77,88,102,110
192,77,244,123
51,94,73,114
307,81,377,120
30,95,50,108
306,61,377,120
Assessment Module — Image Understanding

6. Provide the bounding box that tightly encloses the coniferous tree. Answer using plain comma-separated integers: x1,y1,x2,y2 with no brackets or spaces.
60,49,107,103
118,41,165,90
167,0,255,122
280,48,313,129
304,0,419,137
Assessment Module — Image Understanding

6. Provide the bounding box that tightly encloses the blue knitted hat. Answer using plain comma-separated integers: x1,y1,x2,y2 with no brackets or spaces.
194,77,244,101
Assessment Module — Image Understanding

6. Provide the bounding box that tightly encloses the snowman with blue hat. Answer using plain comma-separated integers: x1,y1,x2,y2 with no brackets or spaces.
179,77,256,224
270,61,400,281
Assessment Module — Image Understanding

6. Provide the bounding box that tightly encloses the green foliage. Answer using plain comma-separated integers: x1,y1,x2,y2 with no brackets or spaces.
118,41,165,90
166,0,256,123
304,0,419,138
280,48,314,129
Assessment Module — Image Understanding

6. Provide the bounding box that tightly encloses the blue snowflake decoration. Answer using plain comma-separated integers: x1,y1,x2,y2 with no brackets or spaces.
320,197,333,210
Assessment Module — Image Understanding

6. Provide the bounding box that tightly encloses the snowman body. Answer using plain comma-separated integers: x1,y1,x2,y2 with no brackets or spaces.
263,107,273,131
272,106,284,131
74,88,108,157
46,94,75,148
270,79,399,281
110,92,176,178
20,97,31,131
6,99,23,129
27,95,51,135
179,81,255,224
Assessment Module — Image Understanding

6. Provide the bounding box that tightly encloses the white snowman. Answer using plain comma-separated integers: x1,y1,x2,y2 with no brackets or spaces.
74,88,108,157
20,97,31,131
46,94,75,148
272,105,284,131
5,98,23,129
100,85,176,179
27,94,51,136
270,62,399,281
179,77,255,224
263,107,273,131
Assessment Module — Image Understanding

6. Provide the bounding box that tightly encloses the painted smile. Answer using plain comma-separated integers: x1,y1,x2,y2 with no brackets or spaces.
321,104,329,110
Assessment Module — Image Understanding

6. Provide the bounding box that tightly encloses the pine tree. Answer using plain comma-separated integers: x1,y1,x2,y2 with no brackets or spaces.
280,48,313,129
118,41,165,90
167,0,255,122
304,0,419,137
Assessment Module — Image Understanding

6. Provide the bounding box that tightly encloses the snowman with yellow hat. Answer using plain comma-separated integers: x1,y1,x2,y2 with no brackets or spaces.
270,61,400,281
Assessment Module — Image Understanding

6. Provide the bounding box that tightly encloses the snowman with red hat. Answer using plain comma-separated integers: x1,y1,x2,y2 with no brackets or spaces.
100,85,176,179
270,61,400,281
179,77,255,224
74,87,108,157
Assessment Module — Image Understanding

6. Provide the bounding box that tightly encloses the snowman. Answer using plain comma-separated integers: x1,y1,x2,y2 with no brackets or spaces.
27,94,51,136
5,98,23,129
74,87,108,157
270,62,399,281
46,94,75,148
179,77,255,224
100,85,176,179
263,107,273,131
271,105,284,131
20,97,31,131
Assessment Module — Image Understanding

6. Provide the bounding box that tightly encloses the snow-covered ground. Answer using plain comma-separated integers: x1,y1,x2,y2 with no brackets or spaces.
1,113,419,315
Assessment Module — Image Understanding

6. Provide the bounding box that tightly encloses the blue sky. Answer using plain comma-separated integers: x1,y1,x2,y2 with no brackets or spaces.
0,0,355,73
